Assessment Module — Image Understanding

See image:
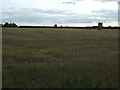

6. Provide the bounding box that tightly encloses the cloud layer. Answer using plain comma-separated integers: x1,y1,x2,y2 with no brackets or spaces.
95,0,119,2
1,7,118,26
1,0,118,26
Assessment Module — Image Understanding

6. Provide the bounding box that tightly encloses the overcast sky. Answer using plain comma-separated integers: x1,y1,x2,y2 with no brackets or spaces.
0,0,119,26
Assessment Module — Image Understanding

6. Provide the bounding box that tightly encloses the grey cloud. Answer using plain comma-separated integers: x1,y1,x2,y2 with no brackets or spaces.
2,8,68,24
73,0,83,1
94,0,119,2
119,1,120,4
64,17,96,23
65,9,118,23
32,8,66,14
62,2,75,5
2,8,118,25
92,9,118,21
72,0,118,2
62,0,83,5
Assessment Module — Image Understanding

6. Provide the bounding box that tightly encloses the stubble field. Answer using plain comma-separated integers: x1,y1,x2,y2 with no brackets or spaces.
2,28,118,88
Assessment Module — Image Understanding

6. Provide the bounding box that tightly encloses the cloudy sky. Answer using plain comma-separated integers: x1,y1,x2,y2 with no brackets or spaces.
0,0,119,26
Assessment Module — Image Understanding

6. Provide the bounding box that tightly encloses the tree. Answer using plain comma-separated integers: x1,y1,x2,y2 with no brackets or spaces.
11,23,18,27
3,22,18,27
54,24,57,28
108,26,111,28
3,22,10,27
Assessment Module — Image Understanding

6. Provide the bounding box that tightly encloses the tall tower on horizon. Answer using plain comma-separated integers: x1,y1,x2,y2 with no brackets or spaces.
98,22,103,30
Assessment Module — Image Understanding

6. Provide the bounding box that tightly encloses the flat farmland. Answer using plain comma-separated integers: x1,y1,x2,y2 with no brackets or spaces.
2,28,118,88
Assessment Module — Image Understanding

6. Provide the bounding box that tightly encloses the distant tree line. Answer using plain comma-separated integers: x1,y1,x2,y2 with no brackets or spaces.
1,22,18,27
0,22,119,29
19,26,120,29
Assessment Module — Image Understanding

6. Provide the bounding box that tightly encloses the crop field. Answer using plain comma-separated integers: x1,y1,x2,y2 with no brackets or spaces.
2,28,118,88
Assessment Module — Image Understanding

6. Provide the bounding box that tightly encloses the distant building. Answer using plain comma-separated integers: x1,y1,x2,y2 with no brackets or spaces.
98,22,103,30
